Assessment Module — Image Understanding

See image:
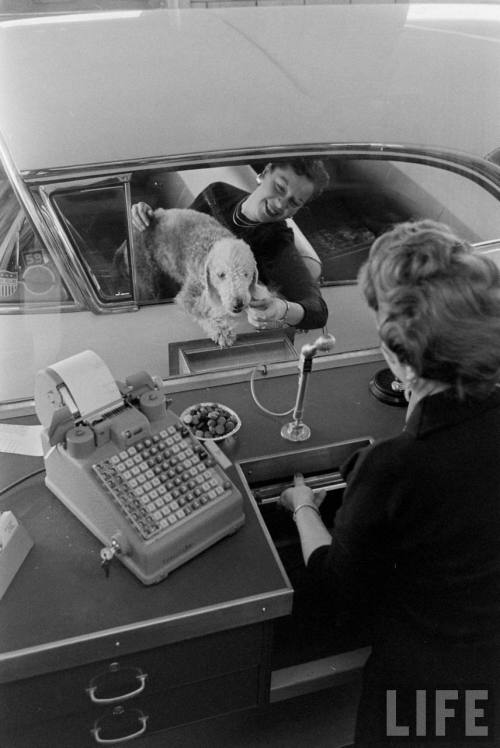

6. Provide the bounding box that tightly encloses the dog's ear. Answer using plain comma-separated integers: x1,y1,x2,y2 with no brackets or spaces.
204,255,221,305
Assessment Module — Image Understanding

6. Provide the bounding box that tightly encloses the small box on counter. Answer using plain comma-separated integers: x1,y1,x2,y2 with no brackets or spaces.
0,511,33,600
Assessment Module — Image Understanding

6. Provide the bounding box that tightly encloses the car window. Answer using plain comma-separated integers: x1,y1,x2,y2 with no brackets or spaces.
39,157,500,306
52,185,132,302
293,158,500,285
118,159,500,295
0,168,71,305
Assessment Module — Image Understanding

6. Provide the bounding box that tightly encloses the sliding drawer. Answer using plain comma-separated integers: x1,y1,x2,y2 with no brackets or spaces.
0,622,266,731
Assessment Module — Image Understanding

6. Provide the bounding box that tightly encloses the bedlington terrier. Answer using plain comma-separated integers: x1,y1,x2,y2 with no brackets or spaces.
116,208,264,347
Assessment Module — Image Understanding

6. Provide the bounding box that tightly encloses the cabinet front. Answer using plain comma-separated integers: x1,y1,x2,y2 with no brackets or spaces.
0,623,269,747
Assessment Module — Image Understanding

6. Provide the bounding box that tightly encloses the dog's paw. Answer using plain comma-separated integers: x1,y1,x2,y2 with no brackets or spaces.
212,325,237,348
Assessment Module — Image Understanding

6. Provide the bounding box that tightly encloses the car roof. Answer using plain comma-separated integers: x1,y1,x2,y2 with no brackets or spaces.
0,4,499,174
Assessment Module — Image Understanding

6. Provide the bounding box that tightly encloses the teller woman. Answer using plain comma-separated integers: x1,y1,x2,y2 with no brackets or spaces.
280,220,500,747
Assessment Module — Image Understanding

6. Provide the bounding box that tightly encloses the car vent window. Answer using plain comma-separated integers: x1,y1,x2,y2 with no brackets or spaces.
53,185,132,303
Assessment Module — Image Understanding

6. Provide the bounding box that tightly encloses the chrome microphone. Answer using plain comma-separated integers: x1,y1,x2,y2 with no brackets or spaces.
299,333,336,361
281,332,336,442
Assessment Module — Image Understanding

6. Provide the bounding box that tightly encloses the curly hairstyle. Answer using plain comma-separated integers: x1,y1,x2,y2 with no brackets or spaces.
358,219,500,399
268,158,330,197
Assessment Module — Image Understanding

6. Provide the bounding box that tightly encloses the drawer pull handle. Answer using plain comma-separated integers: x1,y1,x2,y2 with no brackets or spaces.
90,706,149,745
92,714,148,744
88,673,148,704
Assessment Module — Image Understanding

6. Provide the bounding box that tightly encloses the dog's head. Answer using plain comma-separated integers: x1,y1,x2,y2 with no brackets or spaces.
204,238,258,315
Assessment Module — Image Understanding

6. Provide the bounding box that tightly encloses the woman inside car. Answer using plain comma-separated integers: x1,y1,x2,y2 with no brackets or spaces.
279,220,500,746
131,159,329,331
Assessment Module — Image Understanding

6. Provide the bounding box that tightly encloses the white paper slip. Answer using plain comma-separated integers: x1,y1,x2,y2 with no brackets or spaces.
0,423,44,456
50,350,122,421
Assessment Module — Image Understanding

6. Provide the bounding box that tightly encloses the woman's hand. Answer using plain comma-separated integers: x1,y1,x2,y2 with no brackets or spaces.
131,202,154,232
280,474,330,564
279,473,327,514
247,296,288,329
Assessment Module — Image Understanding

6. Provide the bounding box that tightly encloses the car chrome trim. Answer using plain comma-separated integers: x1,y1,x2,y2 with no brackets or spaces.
473,238,500,251
0,301,85,316
20,143,500,189
0,398,36,420
125,179,140,301
40,174,131,192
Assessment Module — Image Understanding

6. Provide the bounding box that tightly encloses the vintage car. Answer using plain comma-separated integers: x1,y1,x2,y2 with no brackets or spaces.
0,3,499,408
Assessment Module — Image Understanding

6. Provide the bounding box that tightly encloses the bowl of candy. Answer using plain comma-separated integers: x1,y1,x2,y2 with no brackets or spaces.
180,402,241,442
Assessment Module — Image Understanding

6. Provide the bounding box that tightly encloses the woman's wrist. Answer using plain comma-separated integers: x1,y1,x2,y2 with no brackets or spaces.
281,300,304,327
276,298,289,324
292,503,320,522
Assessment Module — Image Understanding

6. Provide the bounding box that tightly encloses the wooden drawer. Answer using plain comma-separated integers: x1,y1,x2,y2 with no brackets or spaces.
0,623,266,731
2,667,260,748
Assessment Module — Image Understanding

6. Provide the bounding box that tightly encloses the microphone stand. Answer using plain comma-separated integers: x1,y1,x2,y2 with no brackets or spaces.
281,334,335,442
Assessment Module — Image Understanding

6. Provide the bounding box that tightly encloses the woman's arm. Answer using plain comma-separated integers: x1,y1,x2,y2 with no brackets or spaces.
257,226,328,330
280,474,331,564
281,443,409,608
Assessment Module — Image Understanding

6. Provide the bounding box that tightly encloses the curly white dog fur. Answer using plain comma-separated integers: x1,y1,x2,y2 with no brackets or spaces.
116,208,262,347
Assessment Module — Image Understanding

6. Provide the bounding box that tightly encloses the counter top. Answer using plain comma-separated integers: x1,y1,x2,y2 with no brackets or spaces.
0,352,405,685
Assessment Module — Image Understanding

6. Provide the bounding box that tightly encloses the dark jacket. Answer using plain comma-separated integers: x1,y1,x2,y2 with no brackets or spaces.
308,388,500,745
190,182,328,330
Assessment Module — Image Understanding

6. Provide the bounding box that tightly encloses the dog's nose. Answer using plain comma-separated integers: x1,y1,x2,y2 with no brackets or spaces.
232,299,245,313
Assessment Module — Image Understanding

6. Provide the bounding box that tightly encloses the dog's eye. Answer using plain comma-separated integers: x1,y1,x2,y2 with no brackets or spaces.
217,272,226,280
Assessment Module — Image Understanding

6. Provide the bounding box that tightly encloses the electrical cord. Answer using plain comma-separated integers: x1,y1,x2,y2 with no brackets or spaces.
249,366,294,417
0,466,46,499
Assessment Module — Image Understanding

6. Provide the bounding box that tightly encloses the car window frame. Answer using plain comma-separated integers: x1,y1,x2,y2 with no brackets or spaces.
19,143,500,310
38,175,139,314
51,183,133,304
